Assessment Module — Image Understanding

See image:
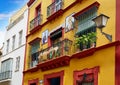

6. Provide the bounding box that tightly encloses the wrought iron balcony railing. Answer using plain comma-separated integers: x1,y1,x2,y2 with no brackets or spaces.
29,39,72,68
47,0,63,17
0,71,12,81
29,52,39,68
30,14,42,31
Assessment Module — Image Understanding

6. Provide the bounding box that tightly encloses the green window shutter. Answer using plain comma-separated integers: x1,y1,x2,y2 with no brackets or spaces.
76,7,97,35
31,42,40,54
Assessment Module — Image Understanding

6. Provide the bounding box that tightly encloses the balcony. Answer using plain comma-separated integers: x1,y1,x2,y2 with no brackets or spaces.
29,52,39,68
30,14,42,33
0,71,12,81
29,39,72,70
47,0,64,21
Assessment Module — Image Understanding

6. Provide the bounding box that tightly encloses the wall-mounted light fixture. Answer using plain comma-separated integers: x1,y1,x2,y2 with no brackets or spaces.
92,14,112,42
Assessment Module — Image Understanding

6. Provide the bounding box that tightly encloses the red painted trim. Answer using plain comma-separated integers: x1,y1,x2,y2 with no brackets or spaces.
49,27,63,46
35,3,41,17
48,36,51,47
73,1,100,18
47,9,64,21
71,41,120,59
27,1,99,37
52,0,55,2
116,0,120,40
37,56,70,71
47,0,83,21
23,66,38,73
28,78,39,85
22,8,30,85
44,70,64,85
28,37,41,45
30,25,42,34
24,41,120,73
73,66,99,85
27,0,35,7
116,0,120,84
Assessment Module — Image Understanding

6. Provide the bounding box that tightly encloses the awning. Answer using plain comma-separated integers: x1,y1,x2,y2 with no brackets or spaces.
50,29,62,40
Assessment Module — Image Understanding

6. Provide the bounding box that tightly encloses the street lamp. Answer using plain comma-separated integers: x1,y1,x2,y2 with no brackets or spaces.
92,14,112,42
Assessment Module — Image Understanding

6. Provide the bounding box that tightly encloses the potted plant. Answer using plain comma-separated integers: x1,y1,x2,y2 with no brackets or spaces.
75,34,89,51
87,32,96,48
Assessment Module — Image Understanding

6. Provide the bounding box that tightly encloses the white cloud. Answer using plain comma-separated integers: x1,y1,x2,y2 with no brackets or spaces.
0,0,28,20
0,14,11,20
0,10,16,20
11,0,28,5
0,0,28,47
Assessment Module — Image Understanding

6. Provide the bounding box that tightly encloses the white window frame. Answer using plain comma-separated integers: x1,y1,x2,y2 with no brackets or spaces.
15,56,20,71
19,30,23,46
6,39,10,53
12,35,16,50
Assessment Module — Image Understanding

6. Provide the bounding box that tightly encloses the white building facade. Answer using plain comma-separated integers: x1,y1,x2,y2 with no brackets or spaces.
0,5,28,85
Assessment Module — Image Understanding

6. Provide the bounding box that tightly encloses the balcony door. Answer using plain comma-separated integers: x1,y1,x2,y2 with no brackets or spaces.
30,41,40,67
36,4,41,16
35,4,41,27
50,28,63,45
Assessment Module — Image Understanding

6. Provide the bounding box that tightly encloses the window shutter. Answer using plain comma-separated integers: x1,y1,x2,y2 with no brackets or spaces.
76,7,97,35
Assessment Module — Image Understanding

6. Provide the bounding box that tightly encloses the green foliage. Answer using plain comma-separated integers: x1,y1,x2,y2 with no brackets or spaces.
75,32,96,47
87,32,96,43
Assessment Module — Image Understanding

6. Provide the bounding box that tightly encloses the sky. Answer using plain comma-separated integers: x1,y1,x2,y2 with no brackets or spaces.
0,0,28,48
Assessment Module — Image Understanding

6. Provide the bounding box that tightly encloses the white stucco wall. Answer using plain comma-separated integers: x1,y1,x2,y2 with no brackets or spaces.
0,6,28,85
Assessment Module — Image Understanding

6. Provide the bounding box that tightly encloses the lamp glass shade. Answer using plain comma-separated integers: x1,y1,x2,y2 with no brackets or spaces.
93,14,109,28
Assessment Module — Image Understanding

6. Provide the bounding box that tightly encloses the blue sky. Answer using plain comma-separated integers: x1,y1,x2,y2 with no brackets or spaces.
0,0,28,47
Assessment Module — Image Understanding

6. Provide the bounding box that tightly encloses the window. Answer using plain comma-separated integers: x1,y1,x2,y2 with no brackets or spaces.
12,35,16,50
15,56,20,71
75,7,97,50
6,39,10,53
19,30,23,46
74,67,99,85
30,4,42,30
44,71,64,85
46,28,63,59
50,28,62,45
35,4,41,27
0,58,13,80
47,0,63,17
54,0,62,11
49,77,60,85
30,40,40,68
36,4,41,16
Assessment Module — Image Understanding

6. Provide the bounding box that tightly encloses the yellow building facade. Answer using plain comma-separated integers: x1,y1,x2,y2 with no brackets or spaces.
23,0,120,85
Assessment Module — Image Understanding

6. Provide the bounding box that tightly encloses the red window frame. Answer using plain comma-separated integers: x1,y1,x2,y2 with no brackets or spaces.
48,28,64,47
73,66,99,85
35,3,41,17
28,78,39,85
44,70,64,85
